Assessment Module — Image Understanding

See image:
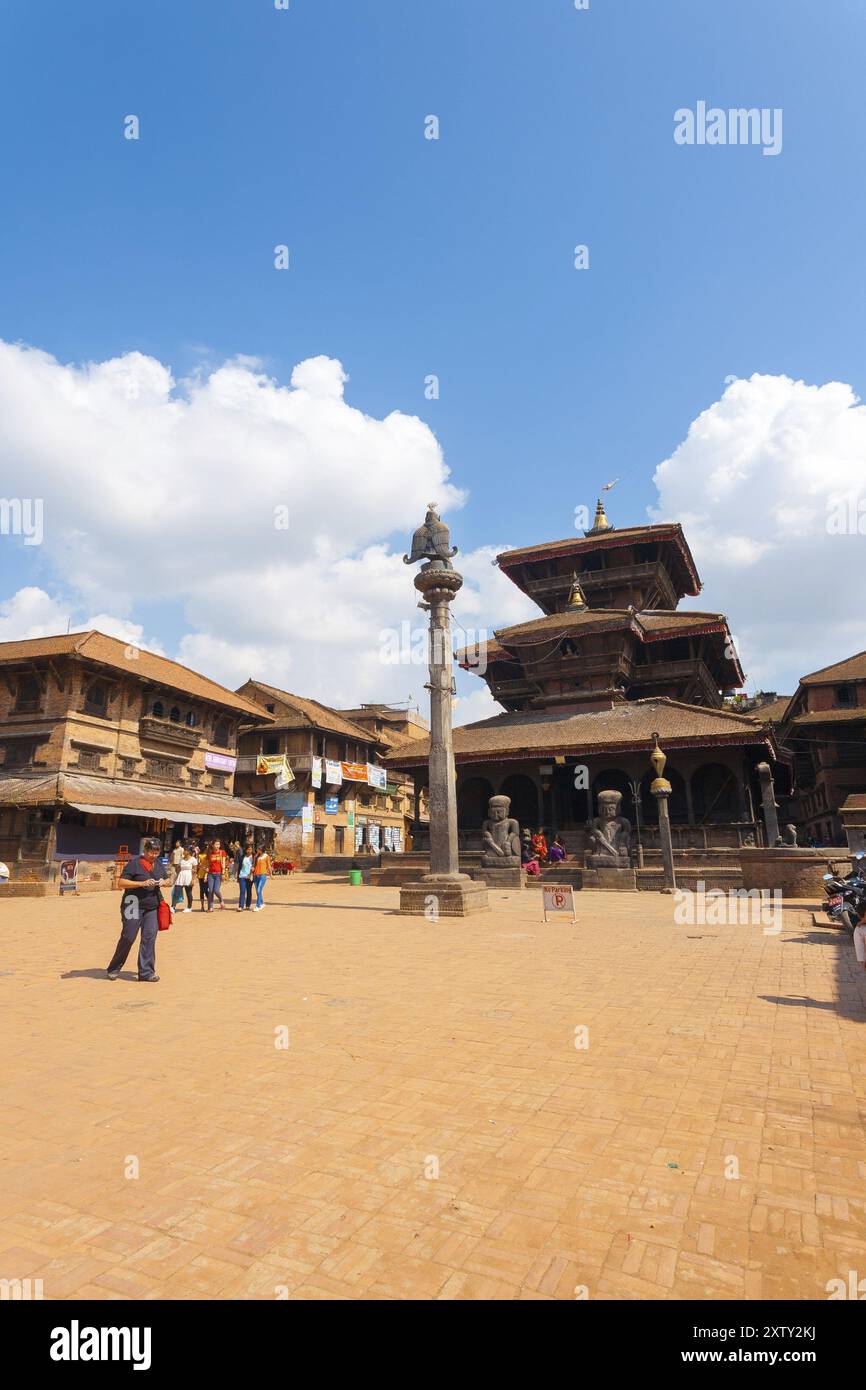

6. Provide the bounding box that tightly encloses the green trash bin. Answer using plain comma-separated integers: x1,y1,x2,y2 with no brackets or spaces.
349,868,362,886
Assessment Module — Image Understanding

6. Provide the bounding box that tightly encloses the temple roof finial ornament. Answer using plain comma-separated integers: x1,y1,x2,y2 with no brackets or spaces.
566,572,587,611
586,498,613,536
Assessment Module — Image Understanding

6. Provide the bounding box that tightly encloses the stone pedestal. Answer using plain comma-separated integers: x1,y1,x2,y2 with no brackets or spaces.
479,867,525,889
399,876,490,916
582,866,637,891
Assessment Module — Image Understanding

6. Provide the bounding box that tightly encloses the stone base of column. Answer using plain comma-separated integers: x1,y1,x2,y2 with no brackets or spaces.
399,874,489,917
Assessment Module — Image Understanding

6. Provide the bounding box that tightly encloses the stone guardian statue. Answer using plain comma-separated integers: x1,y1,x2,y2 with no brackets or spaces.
481,794,522,868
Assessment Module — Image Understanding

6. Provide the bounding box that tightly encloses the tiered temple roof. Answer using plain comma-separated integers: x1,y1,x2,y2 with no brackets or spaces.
458,505,743,712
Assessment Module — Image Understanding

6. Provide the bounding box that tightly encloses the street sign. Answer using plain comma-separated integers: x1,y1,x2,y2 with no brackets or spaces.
542,884,576,922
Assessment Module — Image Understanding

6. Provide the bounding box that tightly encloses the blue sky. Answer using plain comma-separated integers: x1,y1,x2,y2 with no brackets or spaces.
0,0,864,701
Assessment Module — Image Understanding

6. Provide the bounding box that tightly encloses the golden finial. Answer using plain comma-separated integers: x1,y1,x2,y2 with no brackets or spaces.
650,733,672,793
587,498,612,535
567,572,587,611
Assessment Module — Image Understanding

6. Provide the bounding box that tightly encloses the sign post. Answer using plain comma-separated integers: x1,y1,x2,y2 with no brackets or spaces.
542,884,576,923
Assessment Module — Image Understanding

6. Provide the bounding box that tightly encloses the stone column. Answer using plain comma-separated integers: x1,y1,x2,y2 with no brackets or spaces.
421,570,462,878
399,506,488,916
757,761,780,848
412,770,423,845
650,735,677,894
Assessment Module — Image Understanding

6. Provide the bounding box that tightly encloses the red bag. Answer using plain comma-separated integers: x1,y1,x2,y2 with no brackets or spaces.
157,900,172,932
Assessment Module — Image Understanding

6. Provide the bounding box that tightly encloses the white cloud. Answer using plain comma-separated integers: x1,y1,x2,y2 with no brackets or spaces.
0,340,530,715
652,373,866,691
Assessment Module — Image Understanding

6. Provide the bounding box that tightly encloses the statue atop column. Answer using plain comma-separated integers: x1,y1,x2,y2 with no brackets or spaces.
587,789,632,866
481,794,521,868
404,504,458,569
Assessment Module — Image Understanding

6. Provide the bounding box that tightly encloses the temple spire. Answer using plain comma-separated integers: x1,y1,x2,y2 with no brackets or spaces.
586,498,613,536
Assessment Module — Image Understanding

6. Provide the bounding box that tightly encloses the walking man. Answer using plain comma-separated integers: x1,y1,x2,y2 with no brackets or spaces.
106,836,166,982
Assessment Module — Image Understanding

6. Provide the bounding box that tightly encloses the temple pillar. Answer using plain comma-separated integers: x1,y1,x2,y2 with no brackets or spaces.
684,769,695,827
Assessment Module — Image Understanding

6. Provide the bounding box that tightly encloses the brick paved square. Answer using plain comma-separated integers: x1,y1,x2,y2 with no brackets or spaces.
1,877,864,1301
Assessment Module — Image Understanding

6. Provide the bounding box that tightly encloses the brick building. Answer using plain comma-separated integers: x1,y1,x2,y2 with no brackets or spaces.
234,682,422,861
0,631,276,888
769,652,866,845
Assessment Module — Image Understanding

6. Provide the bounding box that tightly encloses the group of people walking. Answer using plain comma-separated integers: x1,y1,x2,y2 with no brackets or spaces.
168,838,274,913
106,834,275,984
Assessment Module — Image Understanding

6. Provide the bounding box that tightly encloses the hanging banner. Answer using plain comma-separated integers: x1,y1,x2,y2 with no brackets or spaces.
206,751,237,773
312,756,323,789
325,759,343,786
341,762,368,783
366,764,387,790
256,754,294,783
301,805,314,836
324,796,339,815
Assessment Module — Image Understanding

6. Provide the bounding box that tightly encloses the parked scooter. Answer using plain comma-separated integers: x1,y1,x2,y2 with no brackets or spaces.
822,852,866,930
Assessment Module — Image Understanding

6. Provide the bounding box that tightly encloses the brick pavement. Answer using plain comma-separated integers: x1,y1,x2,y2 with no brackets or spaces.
1,876,865,1300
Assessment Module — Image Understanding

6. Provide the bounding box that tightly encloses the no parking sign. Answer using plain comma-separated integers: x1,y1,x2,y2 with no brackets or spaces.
542,884,576,923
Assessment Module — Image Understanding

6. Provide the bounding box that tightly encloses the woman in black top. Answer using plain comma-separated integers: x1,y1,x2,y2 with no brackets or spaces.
106,837,166,982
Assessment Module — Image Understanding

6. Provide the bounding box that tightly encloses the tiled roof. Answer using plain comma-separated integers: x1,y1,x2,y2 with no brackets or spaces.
0,772,277,823
494,608,728,644
750,696,793,722
0,631,269,720
239,681,378,743
385,697,769,766
789,708,866,726
800,651,866,684
498,523,690,564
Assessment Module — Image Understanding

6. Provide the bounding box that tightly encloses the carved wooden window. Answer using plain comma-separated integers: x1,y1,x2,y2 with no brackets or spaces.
4,740,36,768
77,749,102,771
152,700,165,719
14,675,41,713
170,706,181,723
213,719,230,749
85,682,108,715
186,711,197,728
209,772,228,790
145,758,181,783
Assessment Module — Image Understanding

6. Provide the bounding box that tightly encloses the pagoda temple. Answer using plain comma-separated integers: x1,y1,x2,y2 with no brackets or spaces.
387,503,780,873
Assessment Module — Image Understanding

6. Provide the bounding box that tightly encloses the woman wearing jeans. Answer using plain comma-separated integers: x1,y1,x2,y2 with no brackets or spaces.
237,843,254,911
252,846,272,911
206,838,227,912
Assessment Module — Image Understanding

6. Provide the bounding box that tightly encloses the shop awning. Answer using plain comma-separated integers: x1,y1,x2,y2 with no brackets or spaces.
67,801,276,829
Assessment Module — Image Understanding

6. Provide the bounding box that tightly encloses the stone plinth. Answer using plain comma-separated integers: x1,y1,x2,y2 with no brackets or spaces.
581,866,637,892
398,877,490,917
479,867,525,889
739,848,835,899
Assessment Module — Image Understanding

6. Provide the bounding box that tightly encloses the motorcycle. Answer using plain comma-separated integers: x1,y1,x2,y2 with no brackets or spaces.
822,852,866,930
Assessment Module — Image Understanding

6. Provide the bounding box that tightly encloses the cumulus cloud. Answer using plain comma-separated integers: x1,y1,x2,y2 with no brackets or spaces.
652,373,866,692
0,339,529,719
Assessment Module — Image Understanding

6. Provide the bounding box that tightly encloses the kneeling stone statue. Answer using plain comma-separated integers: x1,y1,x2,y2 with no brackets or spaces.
587,789,632,866
482,795,522,868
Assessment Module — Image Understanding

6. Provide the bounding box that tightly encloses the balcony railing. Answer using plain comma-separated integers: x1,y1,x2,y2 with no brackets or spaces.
139,716,202,748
